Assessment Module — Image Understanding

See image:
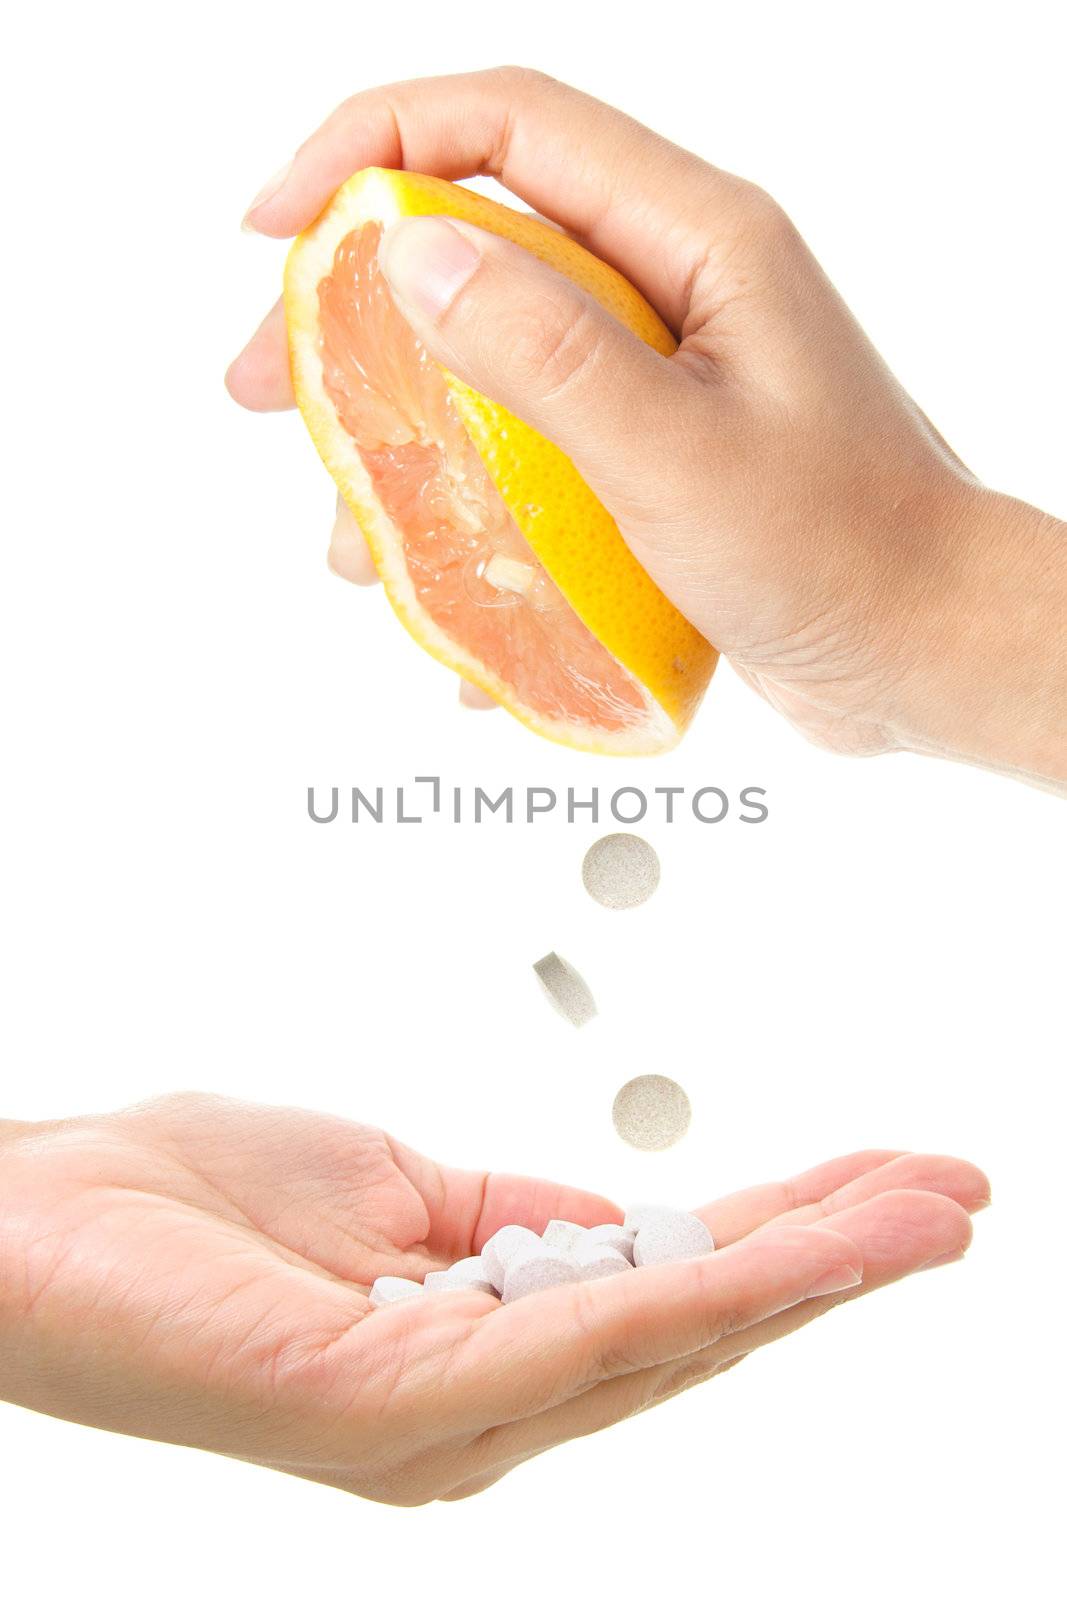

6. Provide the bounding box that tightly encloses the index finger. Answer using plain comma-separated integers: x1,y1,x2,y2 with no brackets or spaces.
242,66,737,328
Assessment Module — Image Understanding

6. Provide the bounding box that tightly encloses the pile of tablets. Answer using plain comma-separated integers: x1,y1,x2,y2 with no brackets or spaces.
369,1204,714,1308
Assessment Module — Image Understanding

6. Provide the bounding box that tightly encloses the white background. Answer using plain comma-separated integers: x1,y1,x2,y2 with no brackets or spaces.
1,1,1064,1595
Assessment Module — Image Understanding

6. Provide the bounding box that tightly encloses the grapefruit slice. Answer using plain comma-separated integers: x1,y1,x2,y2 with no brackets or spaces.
285,169,717,754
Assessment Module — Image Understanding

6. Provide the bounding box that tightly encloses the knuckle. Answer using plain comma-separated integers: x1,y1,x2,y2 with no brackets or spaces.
690,1257,750,1345
651,1354,717,1402
512,299,604,403
737,181,802,249
570,1283,639,1386
491,64,556,95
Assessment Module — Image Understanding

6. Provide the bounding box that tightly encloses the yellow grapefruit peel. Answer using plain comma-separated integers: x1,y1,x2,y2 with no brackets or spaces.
285,168,717,755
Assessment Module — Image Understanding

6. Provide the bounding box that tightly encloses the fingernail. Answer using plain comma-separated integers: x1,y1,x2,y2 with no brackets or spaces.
379,217,482,321
328,498,379,586
242,159,294,230
458,679,499,711
918,1248,966,1272
804,1263,863,1298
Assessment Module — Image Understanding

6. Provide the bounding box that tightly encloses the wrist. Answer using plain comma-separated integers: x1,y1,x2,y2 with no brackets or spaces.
887,481,1067,788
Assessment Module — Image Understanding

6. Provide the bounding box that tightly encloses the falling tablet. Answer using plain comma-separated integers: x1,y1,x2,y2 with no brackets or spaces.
533,951,598,1028
581,833,661,909
612,1074,692,1151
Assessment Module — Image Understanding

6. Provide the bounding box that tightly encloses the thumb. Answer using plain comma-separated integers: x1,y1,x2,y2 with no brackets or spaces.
377,215,692,521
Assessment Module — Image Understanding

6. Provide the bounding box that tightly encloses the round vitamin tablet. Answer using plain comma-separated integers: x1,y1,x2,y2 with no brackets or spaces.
612,1074,692,1151
581,833,661,909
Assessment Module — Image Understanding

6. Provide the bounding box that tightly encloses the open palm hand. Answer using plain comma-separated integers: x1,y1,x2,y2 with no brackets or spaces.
0,1094,987,1504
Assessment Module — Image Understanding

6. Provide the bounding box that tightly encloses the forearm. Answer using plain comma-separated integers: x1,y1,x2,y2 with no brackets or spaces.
902,485,1067,790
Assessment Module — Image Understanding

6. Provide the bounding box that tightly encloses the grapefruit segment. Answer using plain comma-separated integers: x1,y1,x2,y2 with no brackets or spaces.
285,169,718,753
